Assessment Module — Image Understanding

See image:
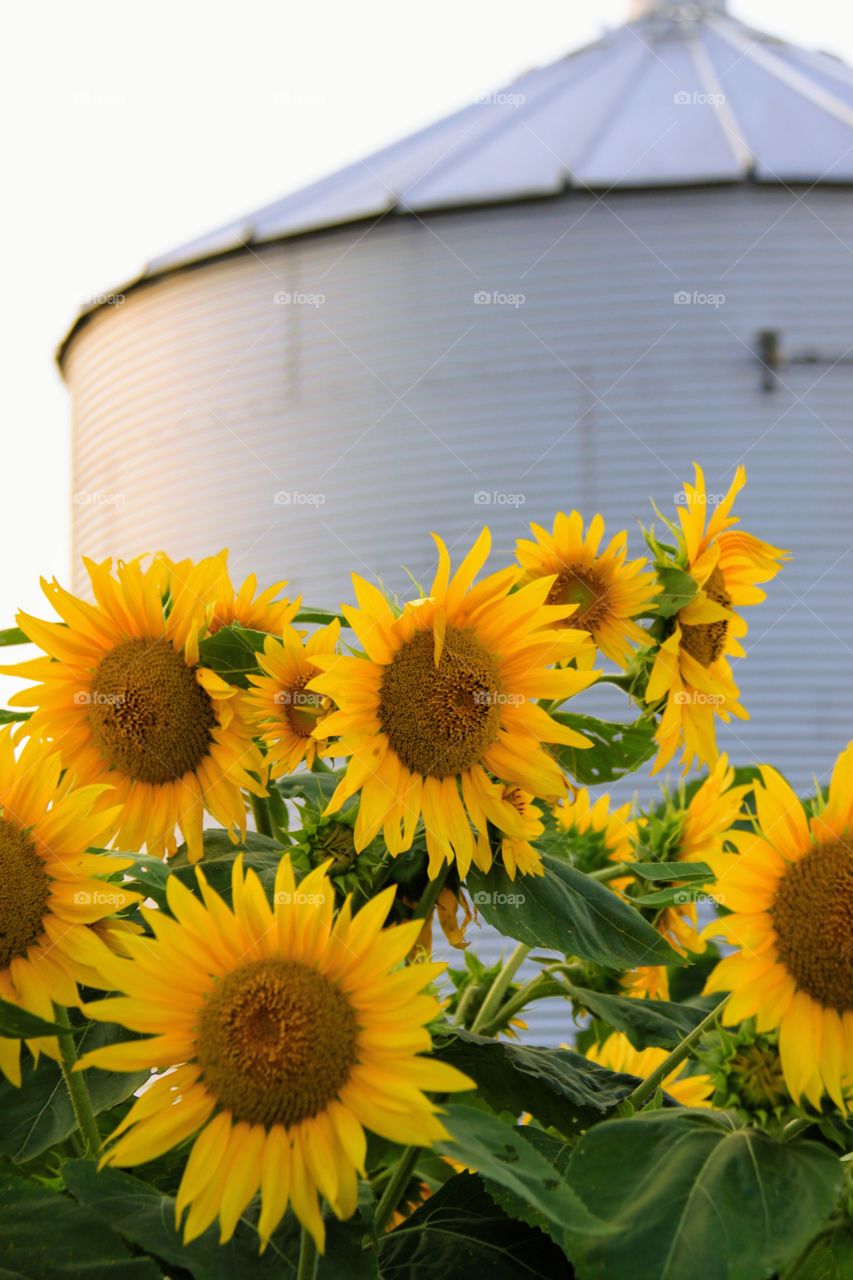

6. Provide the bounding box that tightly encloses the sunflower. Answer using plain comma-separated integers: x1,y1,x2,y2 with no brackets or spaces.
515,512,659,668
499,787,546,879
203,552,300,634
308,530,599,878
245,620,340,777
5,555,265,862
553,787,639,870
586,1031,713,1107
704,748,853,1111
645,465,787,775
0,730,138,1086
78,855,472,1251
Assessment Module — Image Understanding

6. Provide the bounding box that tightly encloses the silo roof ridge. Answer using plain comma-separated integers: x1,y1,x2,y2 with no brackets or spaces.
58,2,853,365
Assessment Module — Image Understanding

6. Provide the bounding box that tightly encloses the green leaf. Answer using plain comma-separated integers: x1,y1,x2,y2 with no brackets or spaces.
550,714,656,785
0,627,30,647
566,987,708,1050
434,1029,640,1135
198,623,269,687
379,1172,573,1279
0,1173,161,1277
653,565,698,618
784,1224,853,1280
0,1000,63,1039
436,1105,607,1244
0,1021,148,1164
295,607,348,627
274,770,344,808
626,861,712,883
467,854,680,969
0,709,30,725
566,1110,843,1280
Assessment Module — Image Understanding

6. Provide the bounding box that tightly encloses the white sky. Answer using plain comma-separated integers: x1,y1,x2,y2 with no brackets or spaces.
1,0,851,626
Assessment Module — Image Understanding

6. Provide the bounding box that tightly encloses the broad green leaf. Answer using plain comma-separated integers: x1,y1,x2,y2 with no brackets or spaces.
274,770,344,808
0,627,30,647
566,986,708,1050
784,1224,853,1280
567,1110,843,1280
198,623,269,687
0,1174,160,1277
550,714,656,785
653,565,698,618
437,1105,607,1243
626,861,713,883
0,1000,63,1039
627,885,711,908
379,1171,573,1279
434,1029,639,1135
0,1021,148,1164
467,854,680,969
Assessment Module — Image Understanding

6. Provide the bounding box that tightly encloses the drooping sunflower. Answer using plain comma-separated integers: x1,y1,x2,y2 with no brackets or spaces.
308,530,600,878
645,465,787,774
553,786,639,871
704,748,853,1111
78,855,472,1251
499,787,546,880
515,512,660,668
245,620,340,777
0,730,138,1086
5,555,265,862
586,1031,713,1107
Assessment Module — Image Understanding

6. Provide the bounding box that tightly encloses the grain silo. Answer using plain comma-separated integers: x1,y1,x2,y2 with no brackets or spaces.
60,0,853,797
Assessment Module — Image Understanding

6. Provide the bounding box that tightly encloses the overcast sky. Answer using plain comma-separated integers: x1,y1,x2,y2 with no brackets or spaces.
2,0,851,625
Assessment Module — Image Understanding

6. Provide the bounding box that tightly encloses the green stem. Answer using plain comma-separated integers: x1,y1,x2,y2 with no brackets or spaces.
374,1144,421,1235
623,994,731,1111
250,792,274,838
296,1225,319,1280
470,942,531,1035
53,1005,101,1159
588,863,629,883
782,1116,814,1142
451,983,479,1027
476,973,564,1038
413,863,450,920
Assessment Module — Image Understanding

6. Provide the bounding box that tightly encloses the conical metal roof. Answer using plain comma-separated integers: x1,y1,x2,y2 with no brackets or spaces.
144,0,853,276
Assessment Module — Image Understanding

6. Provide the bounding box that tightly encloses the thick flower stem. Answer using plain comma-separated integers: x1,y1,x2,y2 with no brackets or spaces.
374,1143,422,1236
413,863,450,919
250,792,274,838
588,863,630,884
53,1004,101,1159
623,994,731,1111
296,1226,319,1280
470,942,531,1035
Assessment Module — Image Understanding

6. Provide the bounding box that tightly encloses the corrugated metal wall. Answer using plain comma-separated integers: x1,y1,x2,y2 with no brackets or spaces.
66,185,853,1041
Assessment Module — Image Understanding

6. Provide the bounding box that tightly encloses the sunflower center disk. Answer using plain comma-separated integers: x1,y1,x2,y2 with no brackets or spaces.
771,840,853,1012
89,638,217,784
278,676,329,739
547,563,609,632
0,817,51,969
680,566,732,668
197,958,358,1128
378,625,503,778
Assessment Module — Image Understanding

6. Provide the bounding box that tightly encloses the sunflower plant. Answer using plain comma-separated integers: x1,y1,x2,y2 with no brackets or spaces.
0,469,849,1280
